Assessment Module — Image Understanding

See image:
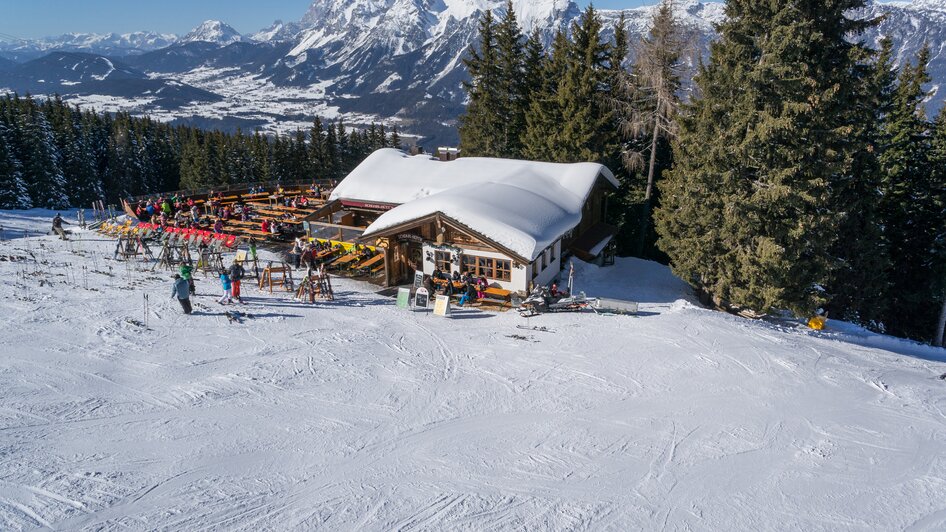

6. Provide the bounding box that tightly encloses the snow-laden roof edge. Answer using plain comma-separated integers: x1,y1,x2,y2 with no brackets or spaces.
339,149,618,261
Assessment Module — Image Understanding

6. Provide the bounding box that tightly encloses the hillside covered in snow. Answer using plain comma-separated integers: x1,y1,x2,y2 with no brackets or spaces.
0,210,943,529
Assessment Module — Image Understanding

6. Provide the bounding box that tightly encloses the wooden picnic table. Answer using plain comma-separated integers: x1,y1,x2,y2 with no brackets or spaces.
332,254,359,267
483,287,512,300
356,254,384,271
225,220,259,227
314,248,338,260
433,278,465,290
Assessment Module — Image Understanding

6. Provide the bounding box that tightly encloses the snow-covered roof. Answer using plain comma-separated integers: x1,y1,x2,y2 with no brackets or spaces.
337,149,618,261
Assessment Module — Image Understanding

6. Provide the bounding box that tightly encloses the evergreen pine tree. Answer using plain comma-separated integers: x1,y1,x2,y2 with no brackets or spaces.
459,10,503,156
389,127,402,150
494,0,526,157
0,119,31,209
553,5,615,163
929,105,946,346
655,0,876,315
324,123,339,180
877,44,938,339
824,37,896,327
179,132,209,190
17,99,69,208
522,30,569,161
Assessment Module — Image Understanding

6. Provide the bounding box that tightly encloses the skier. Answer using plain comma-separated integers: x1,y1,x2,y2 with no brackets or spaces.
228,261,246,304
51,213,70,240
218,269,233,305
179,263,196,296
171,274,192,314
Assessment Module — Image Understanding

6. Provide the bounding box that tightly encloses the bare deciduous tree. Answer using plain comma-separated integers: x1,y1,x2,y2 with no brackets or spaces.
608,0,694,256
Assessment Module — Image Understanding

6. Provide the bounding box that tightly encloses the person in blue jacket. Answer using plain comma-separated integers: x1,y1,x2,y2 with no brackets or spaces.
218,269,233,305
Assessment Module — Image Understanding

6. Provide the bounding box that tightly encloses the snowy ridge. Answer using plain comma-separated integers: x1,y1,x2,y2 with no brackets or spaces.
180,20,246,46
2,0,945,145
0,31,178,58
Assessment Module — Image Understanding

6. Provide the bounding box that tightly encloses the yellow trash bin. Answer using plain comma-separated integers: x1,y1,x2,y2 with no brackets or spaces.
808,316,827,331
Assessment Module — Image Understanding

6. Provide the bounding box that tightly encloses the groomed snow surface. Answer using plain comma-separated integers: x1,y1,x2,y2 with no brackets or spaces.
1,209,945,530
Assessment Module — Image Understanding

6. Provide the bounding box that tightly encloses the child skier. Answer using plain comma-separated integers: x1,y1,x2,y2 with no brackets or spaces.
179,263,196,296
228,261,246,304
171,274,192,314
218,269,233,305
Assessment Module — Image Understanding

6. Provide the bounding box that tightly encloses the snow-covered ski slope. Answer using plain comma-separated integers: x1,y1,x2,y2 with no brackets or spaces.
0,210,944,530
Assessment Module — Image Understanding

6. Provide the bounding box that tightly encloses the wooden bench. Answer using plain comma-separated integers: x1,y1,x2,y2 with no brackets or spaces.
237,229,272,238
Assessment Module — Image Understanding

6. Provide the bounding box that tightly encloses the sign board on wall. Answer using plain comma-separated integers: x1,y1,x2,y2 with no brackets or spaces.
413,271,425,291
433,295,451,317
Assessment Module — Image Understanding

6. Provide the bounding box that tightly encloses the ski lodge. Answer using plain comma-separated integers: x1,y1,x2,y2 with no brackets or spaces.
305,148,619,292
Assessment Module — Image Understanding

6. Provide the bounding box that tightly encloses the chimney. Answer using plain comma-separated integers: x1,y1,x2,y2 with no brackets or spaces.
437,147,459,161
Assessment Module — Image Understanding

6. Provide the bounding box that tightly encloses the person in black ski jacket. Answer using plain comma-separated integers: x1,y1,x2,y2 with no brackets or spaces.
52,213,70,240
171,274,192,314
228,261,246,303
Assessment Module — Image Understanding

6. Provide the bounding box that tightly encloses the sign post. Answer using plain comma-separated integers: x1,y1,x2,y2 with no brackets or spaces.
396,287,411,309
433,295,451,317
414,287,429,310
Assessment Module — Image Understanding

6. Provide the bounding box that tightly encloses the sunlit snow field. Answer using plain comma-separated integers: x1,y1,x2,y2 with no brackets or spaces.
0,210,944,530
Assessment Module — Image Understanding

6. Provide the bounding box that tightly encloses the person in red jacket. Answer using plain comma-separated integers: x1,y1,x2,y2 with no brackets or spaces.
261,219,270,233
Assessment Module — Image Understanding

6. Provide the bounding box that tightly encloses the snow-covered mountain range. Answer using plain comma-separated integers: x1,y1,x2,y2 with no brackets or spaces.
1,1,944,145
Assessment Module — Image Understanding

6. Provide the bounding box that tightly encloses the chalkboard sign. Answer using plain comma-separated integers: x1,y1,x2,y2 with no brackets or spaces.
414,287,429,309
396,287,411,309
413,271,425,290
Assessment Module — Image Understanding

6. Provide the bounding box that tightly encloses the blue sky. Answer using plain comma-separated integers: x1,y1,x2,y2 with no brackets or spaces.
0,0,655,40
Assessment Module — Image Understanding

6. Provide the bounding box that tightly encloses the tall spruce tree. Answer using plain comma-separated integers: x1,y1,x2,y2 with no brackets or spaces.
0,120,31,209
877,44,938,339
655,0,875,315
825,37,895,327
522,30,569,161
552,5,615,163
17,99,69,208
494,0,526,158
459,10,502,156
930,105,946,346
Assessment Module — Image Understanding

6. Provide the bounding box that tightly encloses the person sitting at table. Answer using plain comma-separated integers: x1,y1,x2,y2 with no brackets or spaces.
213,218,223,234
432,268,444,282
452,270,461,282
442,278,454,297
476,276,488,298
423,274,436,296
260,219,270,233
458,282,478,307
